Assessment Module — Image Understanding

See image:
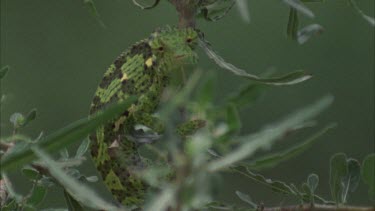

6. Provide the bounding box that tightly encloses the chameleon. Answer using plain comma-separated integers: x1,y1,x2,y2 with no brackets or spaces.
89,26,205,207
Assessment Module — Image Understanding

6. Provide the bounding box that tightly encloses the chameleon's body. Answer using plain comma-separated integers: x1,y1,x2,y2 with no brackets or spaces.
89,27,199,206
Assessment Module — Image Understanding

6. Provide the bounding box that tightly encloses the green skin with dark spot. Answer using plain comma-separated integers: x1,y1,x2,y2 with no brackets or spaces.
89,26,201,207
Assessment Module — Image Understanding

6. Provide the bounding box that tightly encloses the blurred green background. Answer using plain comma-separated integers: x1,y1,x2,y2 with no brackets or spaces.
1,0,374,208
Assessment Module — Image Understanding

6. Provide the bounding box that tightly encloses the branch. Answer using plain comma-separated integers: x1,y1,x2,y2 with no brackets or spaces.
169,0,197,28
259,203,375,211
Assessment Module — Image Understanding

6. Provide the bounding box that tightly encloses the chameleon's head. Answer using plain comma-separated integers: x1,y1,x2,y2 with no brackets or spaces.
148,26,199,67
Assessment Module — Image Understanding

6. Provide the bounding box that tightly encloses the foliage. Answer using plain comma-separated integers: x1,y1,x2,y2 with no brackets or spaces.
1,1,373,210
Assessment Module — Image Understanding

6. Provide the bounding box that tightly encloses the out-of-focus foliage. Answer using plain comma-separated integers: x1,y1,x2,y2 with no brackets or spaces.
0,0,373,210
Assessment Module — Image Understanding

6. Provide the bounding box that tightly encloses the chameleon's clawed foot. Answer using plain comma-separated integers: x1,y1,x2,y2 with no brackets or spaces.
126,128,162,144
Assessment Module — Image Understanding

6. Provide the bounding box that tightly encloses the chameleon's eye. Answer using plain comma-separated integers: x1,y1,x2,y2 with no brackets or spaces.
186,38,193,43
158,46,164,51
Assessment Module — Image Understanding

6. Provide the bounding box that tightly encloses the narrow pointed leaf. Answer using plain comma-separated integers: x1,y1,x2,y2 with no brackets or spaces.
361,154,375,200
207,96,333,172
226,82,267,109
349,0,375,26
226,104,241,135
83,0,106,28
235,0,251,23
1,97,136,172
32,147,123,211
199,38,312,85
64,190,85,211
246,124,335,170
282,0,314,18
297,24,323,44
84,176,98,183
287,8,299,40
235,191,256,208
133,0,160,9
75,138,90,158
60,148,69,160
196,72,216,107
200,0,236,22
144,186,176,211
0,66,10,79
22,109,37,127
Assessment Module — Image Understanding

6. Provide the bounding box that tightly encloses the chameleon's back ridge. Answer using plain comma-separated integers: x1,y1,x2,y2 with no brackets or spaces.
89,26,199,207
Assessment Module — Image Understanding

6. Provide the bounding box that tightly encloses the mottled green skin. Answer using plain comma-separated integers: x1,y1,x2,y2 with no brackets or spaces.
89,27,199,207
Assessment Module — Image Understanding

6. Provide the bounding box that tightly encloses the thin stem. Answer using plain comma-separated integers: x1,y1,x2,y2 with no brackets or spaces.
260,204,375,211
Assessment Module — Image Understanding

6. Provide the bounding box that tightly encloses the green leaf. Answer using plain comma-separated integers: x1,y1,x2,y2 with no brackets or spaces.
301,0,324,2
39,177,56,188
341,158,361,203
349,0,375,26
199,38,312,86
84,175,98,183
283,0,314,18
0,65,10,79
233,166,333,204
9,109,37,129
361,153,375,200
307,173,319,193
246,124,335,170
196,72,216,107
66,168,81,179
329,153,348,203
226,104,241,135
226,83,266,109
1,199,17,211
235,191,256,208
83,0,106,28
27,185,47,206
75,138,90,158
60,148,69,160
301,183,311,200
234,166,296,195
10,113,25,128
132,0,160,9
297,24,323,44
0,97,136,172
64,190,85,211
144,186,176,211
306,173,319,203
23,109,37,127
235,0,251,23
287,8,299,40
22,166,40,180
200,0,236,22
31,147,122,210
207,96,333,172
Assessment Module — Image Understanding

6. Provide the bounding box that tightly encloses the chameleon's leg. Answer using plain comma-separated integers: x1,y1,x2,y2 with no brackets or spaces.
133,113,165,134
177,119,206,137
